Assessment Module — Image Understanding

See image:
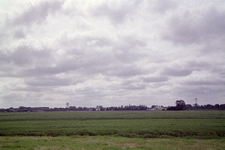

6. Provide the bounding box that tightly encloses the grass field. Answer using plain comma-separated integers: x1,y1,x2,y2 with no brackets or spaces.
0,111,225,138
0,111,225,149
0,136,225,150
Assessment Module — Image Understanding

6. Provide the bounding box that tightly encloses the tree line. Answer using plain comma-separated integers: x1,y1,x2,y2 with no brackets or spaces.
0,105,148,112
1,101,225,113
167,100,225,110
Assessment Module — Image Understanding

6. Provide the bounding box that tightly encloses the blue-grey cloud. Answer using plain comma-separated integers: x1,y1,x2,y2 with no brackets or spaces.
0,0,224,108
163,5,225,45
185,80,225,86
142,76,169,83
153,0,177,14
12,0,64,26
24,76,73,86
162,67,193,77
14,29,26,39
92,1,141,24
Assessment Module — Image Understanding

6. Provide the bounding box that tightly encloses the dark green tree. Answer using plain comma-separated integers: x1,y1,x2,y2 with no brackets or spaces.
176,100,186,110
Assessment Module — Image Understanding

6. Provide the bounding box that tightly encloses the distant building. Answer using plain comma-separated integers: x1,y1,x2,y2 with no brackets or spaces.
96,105,102,111
147,105,163,111
88,108,93,111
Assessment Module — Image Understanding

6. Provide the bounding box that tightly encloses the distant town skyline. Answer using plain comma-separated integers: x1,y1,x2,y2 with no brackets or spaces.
0,0,225,108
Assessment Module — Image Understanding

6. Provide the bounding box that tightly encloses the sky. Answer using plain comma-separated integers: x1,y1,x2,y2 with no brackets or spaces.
0,0,225,108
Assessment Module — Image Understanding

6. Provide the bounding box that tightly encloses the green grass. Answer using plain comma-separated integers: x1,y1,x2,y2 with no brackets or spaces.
0,136,225,150
0,111,225,138
1,111,225,121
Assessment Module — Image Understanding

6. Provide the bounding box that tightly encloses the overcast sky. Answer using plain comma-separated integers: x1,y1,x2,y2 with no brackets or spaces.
0,0,225,108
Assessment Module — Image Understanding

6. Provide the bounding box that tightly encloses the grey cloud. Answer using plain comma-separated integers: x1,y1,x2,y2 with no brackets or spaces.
174,85,225,104
123,85,146,90
21,67,60,77
200,7,225,37
12,86,45,93
2,93,24,102
163,6,225,45
121,79,146,90
163,16,200,45
12,0,64,26
0,32,4,38
92,1,141,24
58,32,148,74
112,65,147,77
0,46,54,77
0,0,224,108
19,64,78,77
153,0,177,14
11,46,34,66
186,60,210,71
59,36,148,77
85,37,115,47
24,76,72,87
120,79,138,87
1,92,46,108
0,51,10,64
113,50,143,64
0,32,6,44
10,45,52,67
14,29,26,39
93,3,127,23
65,53,114,76
162,67,192,76
64,35,147,65
71,87,110,105
112,38,148,64
186,60,223,78
119,36,147,48
59,34,115,52
19,48,112,77
142,76,168,83
183,60,213,74
185,80,225,86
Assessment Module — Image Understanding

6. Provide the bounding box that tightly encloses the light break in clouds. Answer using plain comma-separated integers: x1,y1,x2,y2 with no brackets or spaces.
0,0,225,108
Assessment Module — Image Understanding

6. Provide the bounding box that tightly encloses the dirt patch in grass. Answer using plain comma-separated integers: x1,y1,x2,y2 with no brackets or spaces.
18,136,52,141
120,142,145,148
35,146,70,150
164,140,223,150
71,138,99,143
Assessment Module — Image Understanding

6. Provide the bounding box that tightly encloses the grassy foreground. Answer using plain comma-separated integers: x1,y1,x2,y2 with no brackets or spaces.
0,136,225,150
0,111,225,149
0,111,225,138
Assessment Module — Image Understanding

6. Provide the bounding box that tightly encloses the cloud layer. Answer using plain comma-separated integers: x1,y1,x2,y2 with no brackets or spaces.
0,0,224,108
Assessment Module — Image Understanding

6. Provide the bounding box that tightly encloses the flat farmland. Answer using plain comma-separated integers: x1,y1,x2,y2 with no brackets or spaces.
0,111,225,138
0,111,225,149
0,136,225,150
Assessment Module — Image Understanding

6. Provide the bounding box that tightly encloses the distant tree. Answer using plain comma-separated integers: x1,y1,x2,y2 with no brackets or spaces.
77,107,83,111
151,105,157,109
167,106,177,110
138,105,147,110
18,106,28,112
69,106,76,111
215,104,220,109
175,100,186,110
219,104,225,110
185,104,193,110
205,104,214,109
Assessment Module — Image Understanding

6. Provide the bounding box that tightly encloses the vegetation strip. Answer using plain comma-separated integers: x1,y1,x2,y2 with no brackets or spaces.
0,136,225,150
0,111,225,138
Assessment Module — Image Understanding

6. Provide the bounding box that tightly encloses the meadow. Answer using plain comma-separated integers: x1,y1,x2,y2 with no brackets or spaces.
0,136,225,150
0,111,225,149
